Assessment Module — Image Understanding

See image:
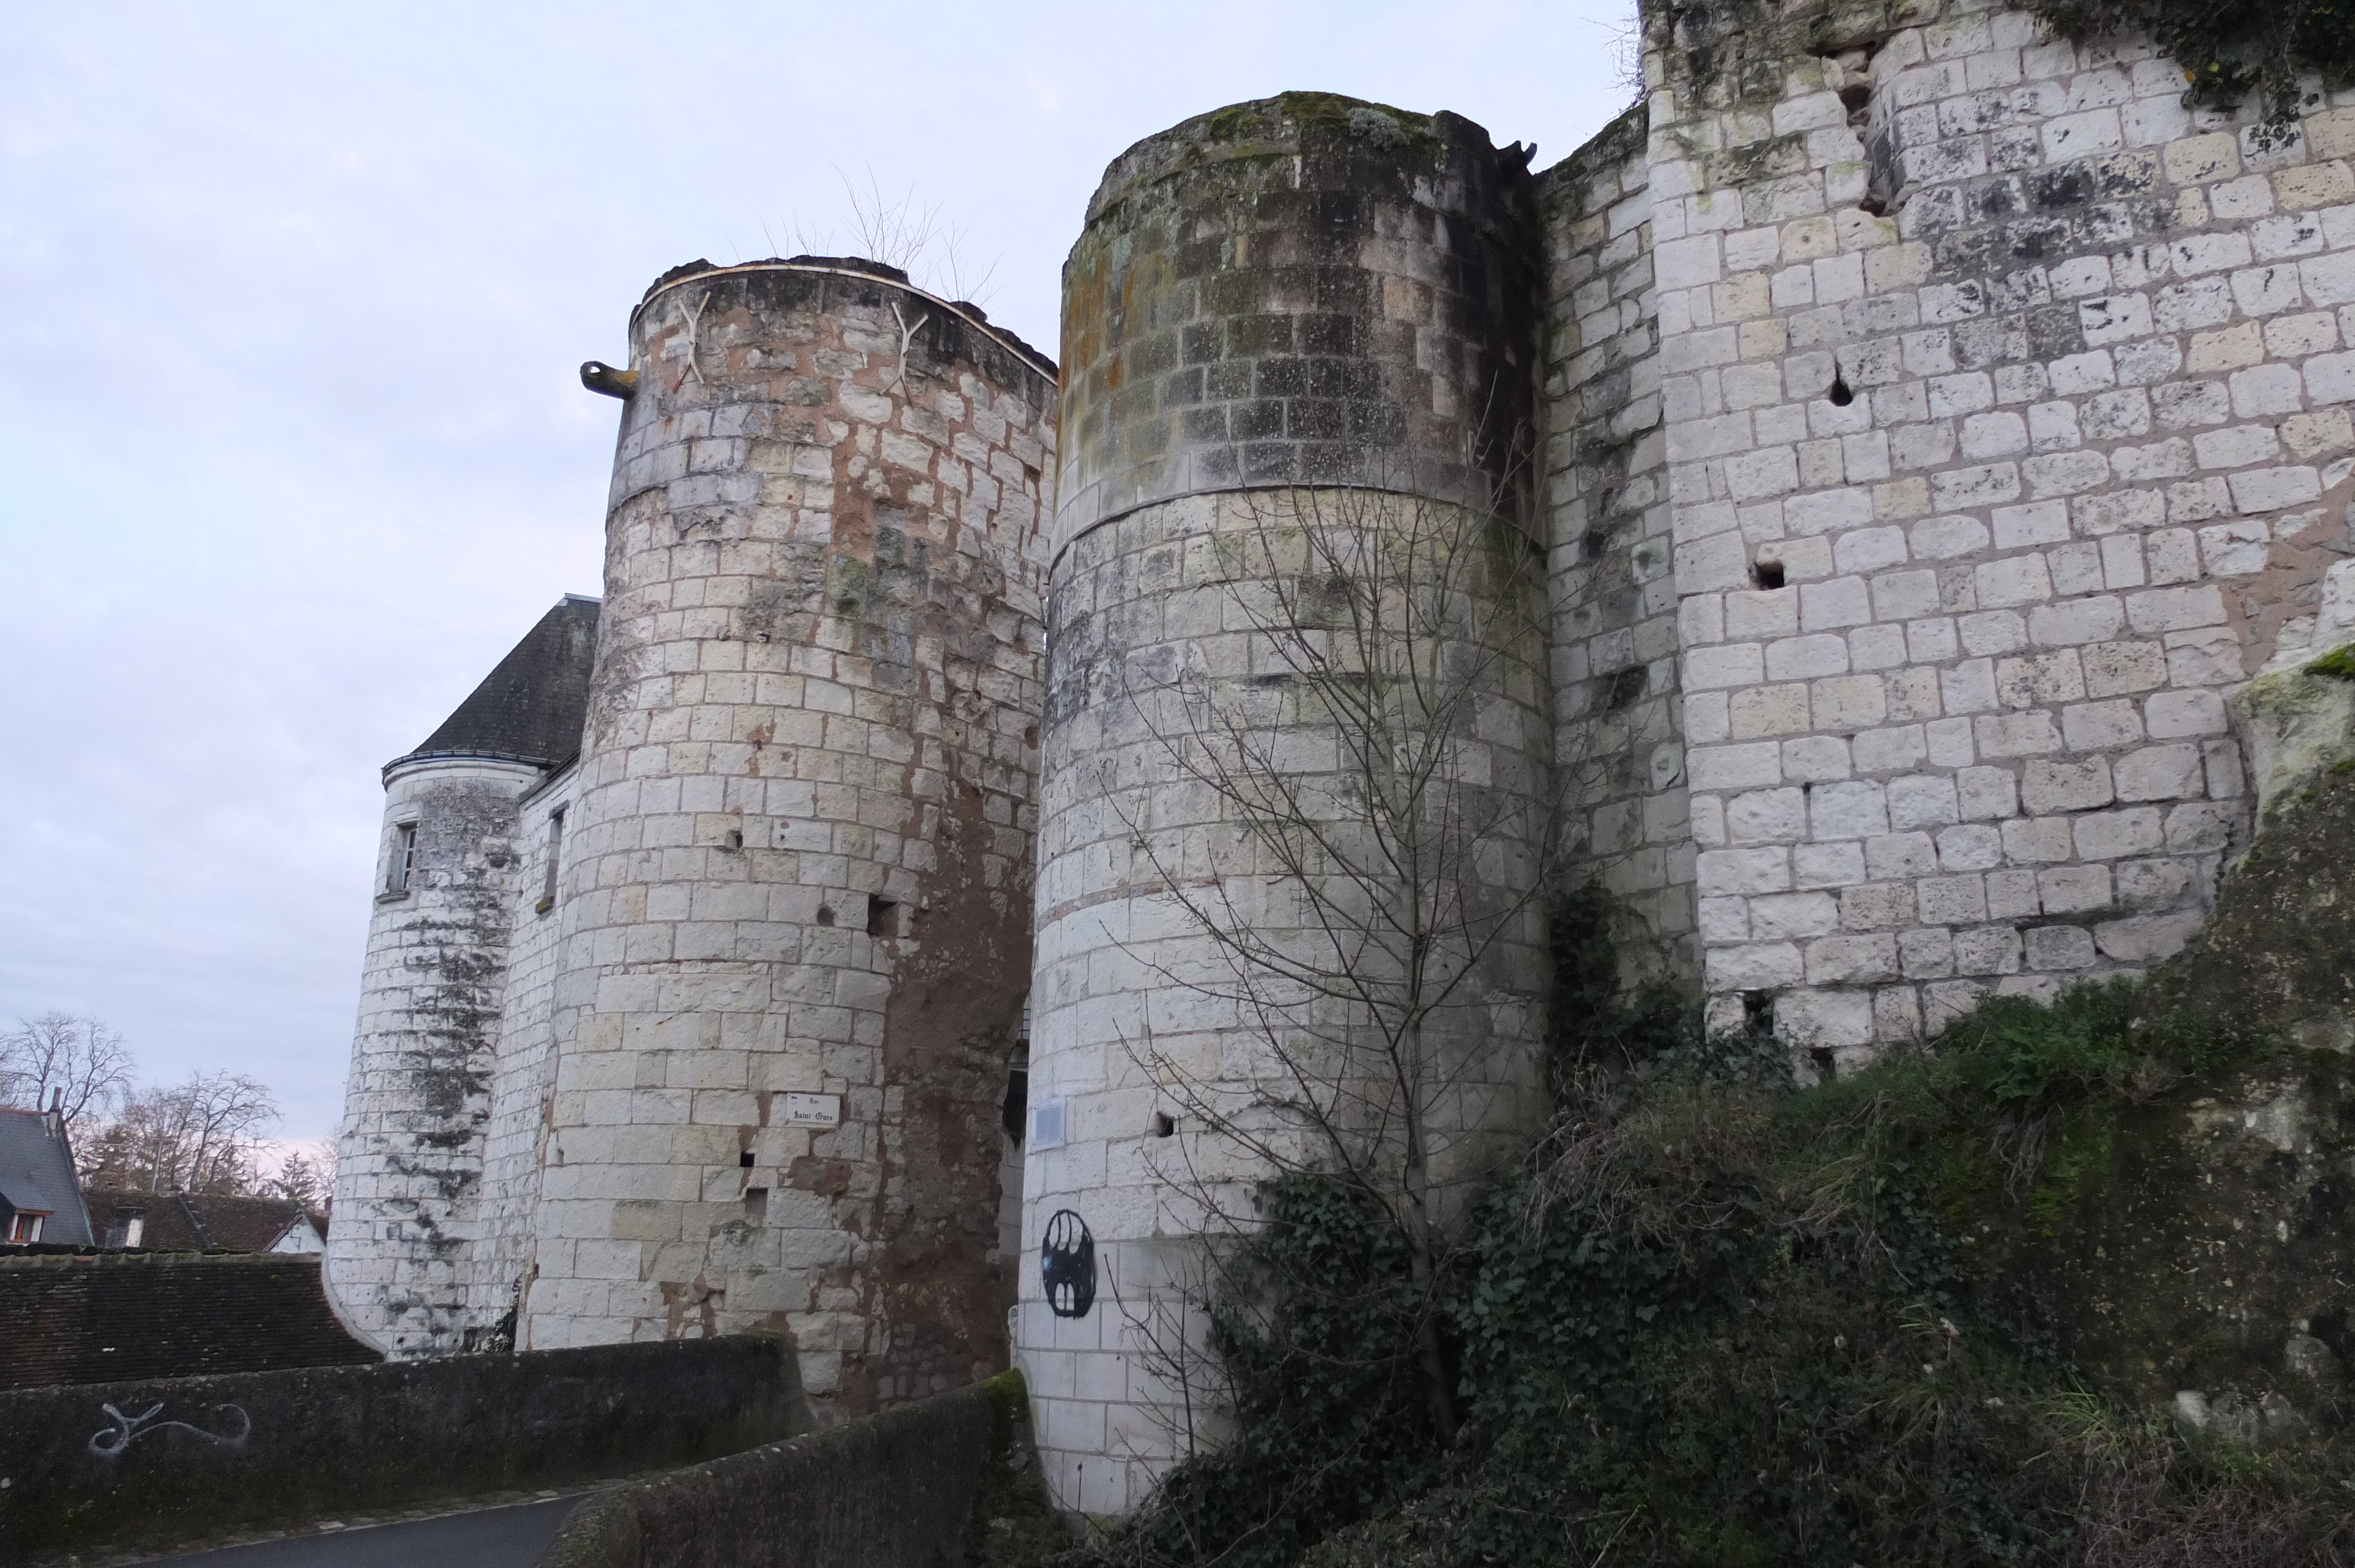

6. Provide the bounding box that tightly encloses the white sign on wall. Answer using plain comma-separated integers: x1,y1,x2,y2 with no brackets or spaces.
784,1092,842,1128
1031,1101,1065,1148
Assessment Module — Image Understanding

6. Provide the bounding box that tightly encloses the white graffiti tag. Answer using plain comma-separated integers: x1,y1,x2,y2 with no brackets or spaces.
87,1401,252,1458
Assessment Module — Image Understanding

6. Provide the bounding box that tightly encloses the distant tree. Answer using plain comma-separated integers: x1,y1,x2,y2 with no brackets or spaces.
268,1144,336,1210
78,1071,278,1195
1,1012,135,1124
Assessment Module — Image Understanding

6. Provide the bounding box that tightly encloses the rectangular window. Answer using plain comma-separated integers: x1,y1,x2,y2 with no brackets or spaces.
8,1212,44,1244
539,807,566,910
389,822,418,894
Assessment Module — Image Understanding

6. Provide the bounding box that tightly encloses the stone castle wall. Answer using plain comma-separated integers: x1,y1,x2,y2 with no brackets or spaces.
1651,0,2354,1056
459,765,577,1344
1541,104,1693,982
327,0,2355,1518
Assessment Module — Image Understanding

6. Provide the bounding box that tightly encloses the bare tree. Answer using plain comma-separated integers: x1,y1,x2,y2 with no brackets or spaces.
1101,475,1554,1446
78,1071,279,1195
1,1012,135,1124
777,166,1001,308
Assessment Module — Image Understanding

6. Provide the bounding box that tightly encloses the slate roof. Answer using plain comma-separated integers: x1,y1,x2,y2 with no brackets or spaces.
82,1187,320,1253
388,594,601,775
0,1109,91,1246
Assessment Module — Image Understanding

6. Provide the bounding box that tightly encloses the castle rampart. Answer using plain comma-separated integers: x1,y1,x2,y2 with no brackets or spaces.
1648,0,2351,1058
327,0,2355,1520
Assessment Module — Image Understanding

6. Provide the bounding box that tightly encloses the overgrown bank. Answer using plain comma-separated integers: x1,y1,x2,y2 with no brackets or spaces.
1040,744,2355,1566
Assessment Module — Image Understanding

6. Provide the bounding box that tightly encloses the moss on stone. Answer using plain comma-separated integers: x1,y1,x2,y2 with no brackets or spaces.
2308,645,2355,681
964,1370,1070,1567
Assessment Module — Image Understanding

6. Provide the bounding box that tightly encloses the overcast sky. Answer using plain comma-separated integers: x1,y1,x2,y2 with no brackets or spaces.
0,2,1637,1148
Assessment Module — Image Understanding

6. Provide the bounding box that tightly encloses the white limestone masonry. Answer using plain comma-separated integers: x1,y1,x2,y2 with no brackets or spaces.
326,0,2355,1521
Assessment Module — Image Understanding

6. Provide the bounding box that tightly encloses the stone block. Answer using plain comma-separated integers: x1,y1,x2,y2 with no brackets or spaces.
1751,891,1842,939
2038,863,2113,913
2022,756,2116,813
2025,924,2098,969
2074,806,2166,859
1697,846,1792,896
1807,934,1900,984
1916,874,1988,925
2114,743,2205,801
1811,780,1890,839
1954,924,2025,975
1707,942,1805,989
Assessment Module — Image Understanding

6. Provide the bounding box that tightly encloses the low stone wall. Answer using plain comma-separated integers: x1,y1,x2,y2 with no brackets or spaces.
0,1336,806,1561
536,1371,1045,1568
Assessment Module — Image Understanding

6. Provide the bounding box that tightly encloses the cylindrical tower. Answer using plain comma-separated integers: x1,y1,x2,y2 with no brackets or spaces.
328,755,534,1355
520,258,1057,1418
1022,94,1552,1516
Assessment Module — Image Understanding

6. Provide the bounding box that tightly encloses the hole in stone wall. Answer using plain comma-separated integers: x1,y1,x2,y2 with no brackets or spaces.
1153,1112,1176,1138
724,828,744,851
816,905,837,927
1752,560,1786,590
1810,1046,1839,1082
1827,368,1854,407
1581,526,1608,563
739,1149,755,1168
1606,666,1648,710
1837,84,1872,126
867,898,898,938
1742,989,1777,1034
1002,1065,1029,1143
743,1188,769,1224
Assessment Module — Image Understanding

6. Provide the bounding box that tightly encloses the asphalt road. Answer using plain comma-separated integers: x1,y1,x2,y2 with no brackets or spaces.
142,1496,585,1567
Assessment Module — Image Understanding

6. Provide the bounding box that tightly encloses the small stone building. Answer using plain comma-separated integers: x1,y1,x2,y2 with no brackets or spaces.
330,0,2355,1516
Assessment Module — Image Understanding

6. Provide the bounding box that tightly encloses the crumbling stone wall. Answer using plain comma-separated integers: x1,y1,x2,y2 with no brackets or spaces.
521,260,1055,1423
329,758,532,1354
1647,0,2353,1057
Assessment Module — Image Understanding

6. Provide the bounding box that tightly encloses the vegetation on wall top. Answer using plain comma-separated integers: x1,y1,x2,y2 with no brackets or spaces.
2024,0,2354,144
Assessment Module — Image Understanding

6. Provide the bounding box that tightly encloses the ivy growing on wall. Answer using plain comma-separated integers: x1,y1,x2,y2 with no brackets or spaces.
1040,908,2355,1567
2024,0,2355,145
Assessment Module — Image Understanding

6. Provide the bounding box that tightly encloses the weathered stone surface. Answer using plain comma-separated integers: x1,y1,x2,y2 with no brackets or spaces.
0,1337,804,1562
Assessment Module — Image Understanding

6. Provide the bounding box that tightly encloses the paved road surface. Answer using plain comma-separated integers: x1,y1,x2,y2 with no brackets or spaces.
142,1496,584,1567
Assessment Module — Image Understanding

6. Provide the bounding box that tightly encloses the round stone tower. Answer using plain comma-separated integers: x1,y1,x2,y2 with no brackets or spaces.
1021,94,1553,1515
329,595,599,1356
329,760,533,1354
520,258,1057,1418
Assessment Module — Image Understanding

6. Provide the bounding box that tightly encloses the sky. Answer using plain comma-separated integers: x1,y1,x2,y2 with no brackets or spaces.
0,2,1640,1148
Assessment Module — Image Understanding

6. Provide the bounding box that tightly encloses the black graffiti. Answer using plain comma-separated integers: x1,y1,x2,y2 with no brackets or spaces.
1041,1208,1096,1319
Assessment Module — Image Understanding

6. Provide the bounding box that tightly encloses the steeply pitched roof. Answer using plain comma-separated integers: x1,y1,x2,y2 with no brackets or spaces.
388,594,601,775
82,1187,315,1253
0,1110,92,1245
